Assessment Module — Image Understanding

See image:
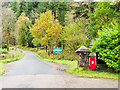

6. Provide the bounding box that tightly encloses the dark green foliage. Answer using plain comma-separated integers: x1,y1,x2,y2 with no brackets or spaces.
16,13,33,47
2,51,8,54
73,2,97,20
88,2,120,40
9,2,39,23
37,2,70,26
91,22,120,72
9,2,20,18
9,2,70,26
0,48,8,54
2,44,7,49
9,2,39,18
55,2,70,26
73,2,89,20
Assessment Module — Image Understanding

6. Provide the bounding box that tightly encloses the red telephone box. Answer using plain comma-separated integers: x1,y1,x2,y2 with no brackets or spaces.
90,57,96,70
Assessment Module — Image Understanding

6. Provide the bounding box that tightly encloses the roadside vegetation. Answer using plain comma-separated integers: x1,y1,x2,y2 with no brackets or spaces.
38,54,118,79
14,45,118,79
1,52,25,64
2,2,119,77
0,48,25,76
0,62,5,75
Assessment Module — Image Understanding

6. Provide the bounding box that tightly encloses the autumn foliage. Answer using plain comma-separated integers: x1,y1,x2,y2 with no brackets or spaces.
16,13,29,24
30,11,63,47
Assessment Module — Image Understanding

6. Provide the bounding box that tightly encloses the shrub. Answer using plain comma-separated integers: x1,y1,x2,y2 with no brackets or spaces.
15,45,22,48
2,51,8,54
40,47,44,50
91,23,119,72
62,50,78,61
29,48,37,52
2,44,7,49
61,22,88,52
0,49,8,54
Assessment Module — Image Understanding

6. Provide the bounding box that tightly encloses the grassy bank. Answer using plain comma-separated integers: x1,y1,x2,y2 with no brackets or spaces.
0,50,25,76
2,52,25,64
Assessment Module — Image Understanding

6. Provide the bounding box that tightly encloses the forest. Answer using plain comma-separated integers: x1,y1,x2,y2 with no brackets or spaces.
1,2,120,72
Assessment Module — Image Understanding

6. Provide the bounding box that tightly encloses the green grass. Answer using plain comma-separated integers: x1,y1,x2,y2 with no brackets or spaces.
0,62,5,76
66,67,118,79
0,48,8,54
0,51,25,76
8,50,21,55
34,52,118,80
2,52,25,64
12,46,119,79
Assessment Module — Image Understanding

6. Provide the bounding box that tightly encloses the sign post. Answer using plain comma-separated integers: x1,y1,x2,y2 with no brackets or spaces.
53,47,62,60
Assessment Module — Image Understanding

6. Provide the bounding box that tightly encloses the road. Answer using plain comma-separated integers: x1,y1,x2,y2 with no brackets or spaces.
0,50,118,88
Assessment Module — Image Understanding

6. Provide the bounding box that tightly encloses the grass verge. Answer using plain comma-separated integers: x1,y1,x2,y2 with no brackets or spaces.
1,52,25,64
0,62,5,76
0,51,25,76
34,52,118,80
12,46,119,80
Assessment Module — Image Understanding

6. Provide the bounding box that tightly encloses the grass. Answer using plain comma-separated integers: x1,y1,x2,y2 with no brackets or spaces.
0,50,25,76
1,52,25,64
0,62,5,76
8,50,21,55
13,45,119,79
34,52,118,80
66,67,118,79
38,55,76,67
0,48,8,54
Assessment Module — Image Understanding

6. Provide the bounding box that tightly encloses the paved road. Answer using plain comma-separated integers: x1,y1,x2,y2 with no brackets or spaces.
3,50,61,76
0,50,118,88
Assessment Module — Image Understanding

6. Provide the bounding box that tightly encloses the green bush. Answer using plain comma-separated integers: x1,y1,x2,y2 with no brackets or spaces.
91,23,120,72
61,22,88,52
2,51,8,54
40,47,44,50
2,44,7,49
62,50,78,61
15,45,22,48
0,49,8,54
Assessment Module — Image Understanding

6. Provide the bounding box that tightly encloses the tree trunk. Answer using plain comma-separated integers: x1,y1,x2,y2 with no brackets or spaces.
46,45,47,52
7,39,9,51
14,37,16,45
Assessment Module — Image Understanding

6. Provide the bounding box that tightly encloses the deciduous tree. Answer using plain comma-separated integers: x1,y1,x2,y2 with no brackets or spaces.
61,21,88,51
2,7,16,50
16,13,33,47
30,11,62,52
